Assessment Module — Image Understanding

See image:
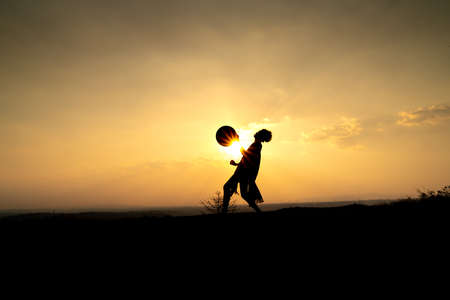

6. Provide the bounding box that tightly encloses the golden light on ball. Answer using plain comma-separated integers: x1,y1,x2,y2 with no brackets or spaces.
216,126,239,147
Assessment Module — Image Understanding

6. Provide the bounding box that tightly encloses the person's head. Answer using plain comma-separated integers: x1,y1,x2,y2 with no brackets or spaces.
254,129,272,143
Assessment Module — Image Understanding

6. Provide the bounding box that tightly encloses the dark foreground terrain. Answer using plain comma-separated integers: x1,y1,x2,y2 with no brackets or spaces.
2,192,449,278
2,195,448,243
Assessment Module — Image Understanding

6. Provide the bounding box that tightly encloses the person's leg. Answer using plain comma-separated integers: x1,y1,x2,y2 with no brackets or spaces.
222,174,238,213
240,180,262,213
248,201,262,213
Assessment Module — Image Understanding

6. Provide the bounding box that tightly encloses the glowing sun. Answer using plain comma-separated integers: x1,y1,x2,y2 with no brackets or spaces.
222,129,253,160
228,140,243,157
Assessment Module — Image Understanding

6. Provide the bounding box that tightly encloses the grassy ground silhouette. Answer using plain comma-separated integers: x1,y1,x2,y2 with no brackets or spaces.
2,186,448,239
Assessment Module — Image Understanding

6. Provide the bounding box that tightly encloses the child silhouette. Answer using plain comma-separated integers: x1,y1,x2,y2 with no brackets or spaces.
222,129,272,213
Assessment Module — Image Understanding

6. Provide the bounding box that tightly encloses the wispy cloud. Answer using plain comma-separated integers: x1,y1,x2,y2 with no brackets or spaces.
397,104,450,127
301,117,364,149
245,116,283,131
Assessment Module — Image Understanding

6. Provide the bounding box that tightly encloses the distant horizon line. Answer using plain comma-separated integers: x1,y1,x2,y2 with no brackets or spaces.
0,198,405,214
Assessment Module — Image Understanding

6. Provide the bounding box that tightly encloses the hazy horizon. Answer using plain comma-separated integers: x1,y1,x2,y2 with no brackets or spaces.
0,198,397,217
1,0,449,209
0,193,402,211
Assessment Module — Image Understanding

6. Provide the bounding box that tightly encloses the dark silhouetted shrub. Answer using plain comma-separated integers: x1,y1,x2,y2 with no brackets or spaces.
200,191,237,214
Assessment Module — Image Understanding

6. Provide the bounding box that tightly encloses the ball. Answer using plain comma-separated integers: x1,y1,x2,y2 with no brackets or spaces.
216,126,238,147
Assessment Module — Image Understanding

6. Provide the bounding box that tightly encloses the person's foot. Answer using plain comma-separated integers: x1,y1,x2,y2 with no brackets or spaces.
250,204,262,213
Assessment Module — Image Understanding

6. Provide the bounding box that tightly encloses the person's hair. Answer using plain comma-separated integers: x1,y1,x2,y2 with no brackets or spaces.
254,129,272,142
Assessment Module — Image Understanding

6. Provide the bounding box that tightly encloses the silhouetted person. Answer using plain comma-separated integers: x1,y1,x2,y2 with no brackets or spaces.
222,129,272,213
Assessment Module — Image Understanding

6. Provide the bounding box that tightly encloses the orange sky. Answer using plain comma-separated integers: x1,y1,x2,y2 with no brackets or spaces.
1,0,449,209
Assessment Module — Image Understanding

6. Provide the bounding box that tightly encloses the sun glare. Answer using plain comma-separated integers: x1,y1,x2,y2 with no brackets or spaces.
219,129,253,160
229,140,242,157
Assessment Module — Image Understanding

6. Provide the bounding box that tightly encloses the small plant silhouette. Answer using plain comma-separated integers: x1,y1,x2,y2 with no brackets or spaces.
417,185,450,201
200,191,237,214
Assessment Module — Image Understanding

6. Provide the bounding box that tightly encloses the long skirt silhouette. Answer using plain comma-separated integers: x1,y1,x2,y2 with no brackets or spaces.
223,141,264,210
224,167,263,206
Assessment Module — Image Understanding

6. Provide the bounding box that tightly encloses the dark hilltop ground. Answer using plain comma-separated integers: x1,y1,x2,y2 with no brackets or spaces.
2,187,449,242
1,187,449,274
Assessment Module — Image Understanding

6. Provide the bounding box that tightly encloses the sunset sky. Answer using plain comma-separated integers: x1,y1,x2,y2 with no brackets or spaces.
1,0,449,209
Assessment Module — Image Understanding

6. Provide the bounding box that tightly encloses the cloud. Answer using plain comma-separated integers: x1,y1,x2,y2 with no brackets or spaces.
301,117,364,149
245,116,281,131
397,104,450,127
